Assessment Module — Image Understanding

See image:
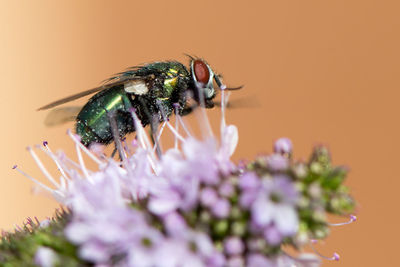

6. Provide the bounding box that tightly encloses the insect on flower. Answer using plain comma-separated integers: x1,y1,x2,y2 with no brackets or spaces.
38,57,242,147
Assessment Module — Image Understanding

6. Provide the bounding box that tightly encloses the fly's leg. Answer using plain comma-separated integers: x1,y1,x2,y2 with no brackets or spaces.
106,110,126,161
111,146,118,159
137,97,162,158
149,116,162,159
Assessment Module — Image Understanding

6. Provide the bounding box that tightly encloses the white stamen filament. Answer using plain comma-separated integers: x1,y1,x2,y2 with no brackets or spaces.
37,148,71,191
155,102,186,143
174,107,179,149
195,106,214,139
130,110,157,173
39,145,70,182
59,175,67,190
177,115,192,137
193,87,213,138
220,90,231,134
121,138,132,157
62,156,85,175
152,121,167,154
67,130,104,165
27,147,60,188
130,110,154,151
309,240,340,261
328,215,357,226
13,166,55,194
71,135,93,183
283,252,321,266
165,121,186,143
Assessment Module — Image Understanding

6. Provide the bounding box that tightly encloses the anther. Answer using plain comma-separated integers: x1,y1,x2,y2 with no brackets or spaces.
333,253,340,261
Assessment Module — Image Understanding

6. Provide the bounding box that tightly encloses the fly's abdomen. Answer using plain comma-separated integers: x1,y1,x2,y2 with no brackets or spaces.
76,87,134,146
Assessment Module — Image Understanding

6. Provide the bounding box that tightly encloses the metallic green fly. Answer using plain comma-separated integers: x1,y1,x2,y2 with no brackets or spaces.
38,57,241,147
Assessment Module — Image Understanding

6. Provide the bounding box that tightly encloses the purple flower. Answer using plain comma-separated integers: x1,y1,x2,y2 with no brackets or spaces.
239,172,260,191
182,138,220,185
251,176,299,241
247,253,275,267
211,198,231,218
19,86,352,267
207,251,226,267
124,148,158,201
148,188,181,215
79,242,109,263
200,187,219,207
125,226,165,266
141,238,204,267
217,125,238,174
65,206,150,264
226,256,245,267
39,219,50,228
239,190,258,208
224,236,244,255
64,169,160,264
263,224,282,245
219,181,235,197
274,137,293,155
34,247,57,267
265,153,289,171
238,172,261,208
163,212,188,236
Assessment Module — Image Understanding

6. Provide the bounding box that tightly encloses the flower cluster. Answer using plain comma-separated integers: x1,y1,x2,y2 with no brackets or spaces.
6,91,356,266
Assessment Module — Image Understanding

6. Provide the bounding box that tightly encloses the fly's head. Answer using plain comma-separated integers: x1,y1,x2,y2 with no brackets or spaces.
187,56,243,109
190,58,218,108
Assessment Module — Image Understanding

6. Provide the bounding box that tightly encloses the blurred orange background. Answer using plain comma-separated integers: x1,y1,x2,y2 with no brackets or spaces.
1,0,399,266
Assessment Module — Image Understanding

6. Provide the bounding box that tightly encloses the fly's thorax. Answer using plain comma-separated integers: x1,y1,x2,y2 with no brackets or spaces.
157,65,190,106
163,67,180,96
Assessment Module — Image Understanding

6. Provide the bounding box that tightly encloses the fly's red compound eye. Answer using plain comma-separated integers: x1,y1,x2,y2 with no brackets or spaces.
193,59,210,84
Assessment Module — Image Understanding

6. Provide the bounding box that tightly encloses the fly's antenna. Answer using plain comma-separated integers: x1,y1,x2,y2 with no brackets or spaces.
214,74,243,91
183,53,195,61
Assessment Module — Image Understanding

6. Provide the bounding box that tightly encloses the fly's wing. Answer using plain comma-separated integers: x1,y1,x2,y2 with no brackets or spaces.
37,86,110,110
101,65,142,84
44,106,82,127
37,67,144,111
